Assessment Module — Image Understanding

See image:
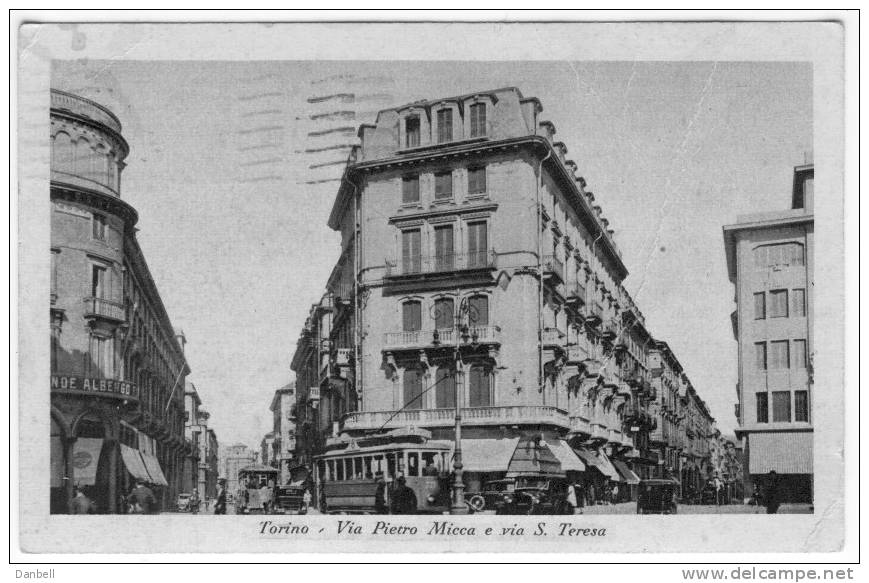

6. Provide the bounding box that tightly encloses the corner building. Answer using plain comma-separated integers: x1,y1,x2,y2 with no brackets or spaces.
293,87,709,496
724,164,814,503
50,89,190,513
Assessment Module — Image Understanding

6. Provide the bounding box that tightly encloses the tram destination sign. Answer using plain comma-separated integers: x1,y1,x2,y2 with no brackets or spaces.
51,375,138,400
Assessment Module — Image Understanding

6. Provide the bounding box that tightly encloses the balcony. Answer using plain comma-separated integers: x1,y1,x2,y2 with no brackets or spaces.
584,304,603,328
564,281,587,306
334,348,353,366
566,344,587,365
601,320,619,342
383,326,502,351
541,327,565,349
569,415,592,435
342,405,570,431
542,255,564,283
83,297,125,323
385,251,496,278
330,283,356,304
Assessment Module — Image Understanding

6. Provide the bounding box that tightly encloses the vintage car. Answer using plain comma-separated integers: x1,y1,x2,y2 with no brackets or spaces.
273,484,307,514
176,492,192,512
636,479,679,514
493,476,571,515
465,479,516,513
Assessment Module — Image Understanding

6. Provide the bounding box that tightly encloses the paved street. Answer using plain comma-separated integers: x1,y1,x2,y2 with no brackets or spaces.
582,502,813,514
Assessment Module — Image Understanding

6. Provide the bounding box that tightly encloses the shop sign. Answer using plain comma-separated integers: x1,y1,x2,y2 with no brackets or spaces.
51,375,138,399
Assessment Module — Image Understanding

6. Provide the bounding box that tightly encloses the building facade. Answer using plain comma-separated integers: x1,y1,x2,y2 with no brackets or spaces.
290,87,720,499
260,432,276,468
183,383,220,501
724,164,814,503
50,89,191,513
269,383,298,483
220,443,256,496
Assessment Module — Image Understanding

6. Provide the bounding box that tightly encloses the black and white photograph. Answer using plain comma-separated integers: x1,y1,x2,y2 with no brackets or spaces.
12,14,855,564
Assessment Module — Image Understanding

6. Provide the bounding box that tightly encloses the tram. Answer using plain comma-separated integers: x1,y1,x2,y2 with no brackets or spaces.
315,429,452,514
235,464,279,514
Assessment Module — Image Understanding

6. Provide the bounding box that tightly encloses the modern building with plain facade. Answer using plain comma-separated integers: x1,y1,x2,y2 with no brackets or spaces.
50,89,190,513
289,87,725,498
724,164,814,503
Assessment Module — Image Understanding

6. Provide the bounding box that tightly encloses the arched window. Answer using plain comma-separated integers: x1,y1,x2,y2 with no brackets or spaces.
403,366,423,410
753,243,806,269
53,131,74,171
435,365,456,409
433,297,454,330
75,137,91,178
468,364,492,407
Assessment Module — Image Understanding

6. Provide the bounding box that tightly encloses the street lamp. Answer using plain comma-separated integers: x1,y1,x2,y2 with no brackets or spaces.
449,296,480,515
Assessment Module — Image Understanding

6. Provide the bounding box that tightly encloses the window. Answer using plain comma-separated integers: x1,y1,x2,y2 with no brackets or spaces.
468,365,492,407
753,243,806,269
403,368,423,410
402,301,422,332
434,225,454,270
792,288,806,317
769,289,789,318
435,366,456,409
435,171,453,199
467,166,487,195
89,334,114,377
92,213,107,241
753,292,766,319
756,393,769,423
433,298,454,330
402,174,420,204
401,229,422,274
467,221,488,267
437,108,453,143
469,103,487,137
772,391,791,422
468,295,489,326
405,116,420,148
754,342,767,371
407,452,419,477
91,264,107,298
794,390,809,422
769,340,790,369
793,339,807,369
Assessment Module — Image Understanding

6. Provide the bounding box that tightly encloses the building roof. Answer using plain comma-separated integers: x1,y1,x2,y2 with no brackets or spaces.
722,210,814,281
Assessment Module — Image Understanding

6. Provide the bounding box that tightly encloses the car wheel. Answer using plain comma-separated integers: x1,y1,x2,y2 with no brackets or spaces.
467,495,486,514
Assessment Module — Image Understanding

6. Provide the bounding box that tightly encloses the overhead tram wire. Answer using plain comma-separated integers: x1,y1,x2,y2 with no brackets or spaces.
376,371,457,433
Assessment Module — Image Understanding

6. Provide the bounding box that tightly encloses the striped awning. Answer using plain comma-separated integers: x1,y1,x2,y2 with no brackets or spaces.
120,445,152,483
547,440,586,472
507,437,564,477
140,453,169,486
573,448,620,481
611,459,641,485
749,431,813,474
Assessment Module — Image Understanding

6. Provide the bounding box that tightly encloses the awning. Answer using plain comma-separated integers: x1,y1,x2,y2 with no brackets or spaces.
611,459,641,485
140,453,169,486
749,431,813,474
507,437,564,477
573,447,620,481
547,440,586,472
456,438,519,473
120,445,152,483
72,438,103,486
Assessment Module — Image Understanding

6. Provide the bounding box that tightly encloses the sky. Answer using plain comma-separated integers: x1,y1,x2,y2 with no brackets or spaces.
52,60,812,448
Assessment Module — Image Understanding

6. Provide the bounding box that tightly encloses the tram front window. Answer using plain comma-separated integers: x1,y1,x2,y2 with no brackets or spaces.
387,454,396,480
354,457,363,479
363,456,373,479
408,452,419,477
336,460,344,481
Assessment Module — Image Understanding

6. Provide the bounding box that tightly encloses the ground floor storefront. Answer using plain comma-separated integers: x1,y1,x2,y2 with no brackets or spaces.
50,397,186,514
744,429,813,504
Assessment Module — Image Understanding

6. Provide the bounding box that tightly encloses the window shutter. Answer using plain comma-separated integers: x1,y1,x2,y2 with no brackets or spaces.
436,367,456,409
469,296,488,326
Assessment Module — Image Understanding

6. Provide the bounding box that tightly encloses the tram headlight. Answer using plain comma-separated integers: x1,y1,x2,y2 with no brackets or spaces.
427,495,436,504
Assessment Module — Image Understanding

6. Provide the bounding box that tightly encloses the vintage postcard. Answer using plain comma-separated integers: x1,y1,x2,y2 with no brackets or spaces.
13,17,853,558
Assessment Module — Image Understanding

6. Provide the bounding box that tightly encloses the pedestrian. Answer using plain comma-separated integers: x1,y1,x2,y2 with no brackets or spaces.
214,478,227,515
713,475,723,506
374,471,389,514
764,470,781,514
390,475,417,514
302,488,312,514
576,482,586,512
70,486,95,515
128,480,157,515
565,482,578,514
612,483,620,504
190,489,200,514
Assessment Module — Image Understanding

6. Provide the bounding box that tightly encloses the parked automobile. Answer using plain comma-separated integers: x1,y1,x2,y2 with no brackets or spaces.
466,479,516,513
273,484,307,514
176,492,192,512
637,479,679,514
493,476,571,515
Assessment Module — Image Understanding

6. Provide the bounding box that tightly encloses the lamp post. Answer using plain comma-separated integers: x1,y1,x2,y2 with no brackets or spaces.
449,297,480,515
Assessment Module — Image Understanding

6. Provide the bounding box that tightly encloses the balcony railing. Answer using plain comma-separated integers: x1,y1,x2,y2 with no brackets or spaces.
383,326,501,351
565,281,587,305
541,327,565,347
542,255,564,282
83,297,125,322
342,405,570,431
385,251,496,277
52,89,123,135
